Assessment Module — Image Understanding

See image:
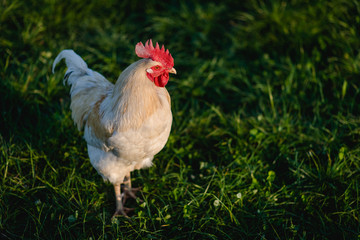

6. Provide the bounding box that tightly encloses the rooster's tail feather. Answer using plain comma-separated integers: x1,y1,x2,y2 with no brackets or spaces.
52,50,94,84
53,50,112,130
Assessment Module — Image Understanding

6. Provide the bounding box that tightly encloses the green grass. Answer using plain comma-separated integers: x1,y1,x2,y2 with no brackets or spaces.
1,0,360,239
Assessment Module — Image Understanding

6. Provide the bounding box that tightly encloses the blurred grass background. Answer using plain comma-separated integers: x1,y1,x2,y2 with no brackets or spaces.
1,0,360,239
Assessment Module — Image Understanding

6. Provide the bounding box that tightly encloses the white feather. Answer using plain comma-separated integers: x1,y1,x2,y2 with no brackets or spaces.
52,49,91,75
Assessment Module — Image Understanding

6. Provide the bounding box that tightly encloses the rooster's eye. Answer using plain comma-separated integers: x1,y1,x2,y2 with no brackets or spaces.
154,66,160,70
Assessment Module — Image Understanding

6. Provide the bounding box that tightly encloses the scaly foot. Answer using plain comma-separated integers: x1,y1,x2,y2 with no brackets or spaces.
112,206,135,218
122,186,142,204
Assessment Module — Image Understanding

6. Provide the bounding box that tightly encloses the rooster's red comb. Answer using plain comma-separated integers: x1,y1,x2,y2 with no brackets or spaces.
135,39,174,69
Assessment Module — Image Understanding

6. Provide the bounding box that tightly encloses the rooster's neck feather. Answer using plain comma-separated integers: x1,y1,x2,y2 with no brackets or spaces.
101,59,163,131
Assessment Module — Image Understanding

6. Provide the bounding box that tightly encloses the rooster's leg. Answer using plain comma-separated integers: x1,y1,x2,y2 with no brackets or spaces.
122,173,142,204
112,184,133,218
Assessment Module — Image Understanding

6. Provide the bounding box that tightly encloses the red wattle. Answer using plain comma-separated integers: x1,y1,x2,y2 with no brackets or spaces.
146,72,169,87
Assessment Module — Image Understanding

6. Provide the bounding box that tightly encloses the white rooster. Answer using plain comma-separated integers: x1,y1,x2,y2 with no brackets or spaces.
52,40,176,217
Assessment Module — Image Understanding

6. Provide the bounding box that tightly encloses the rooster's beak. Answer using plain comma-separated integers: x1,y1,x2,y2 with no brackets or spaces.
169,68,177,74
